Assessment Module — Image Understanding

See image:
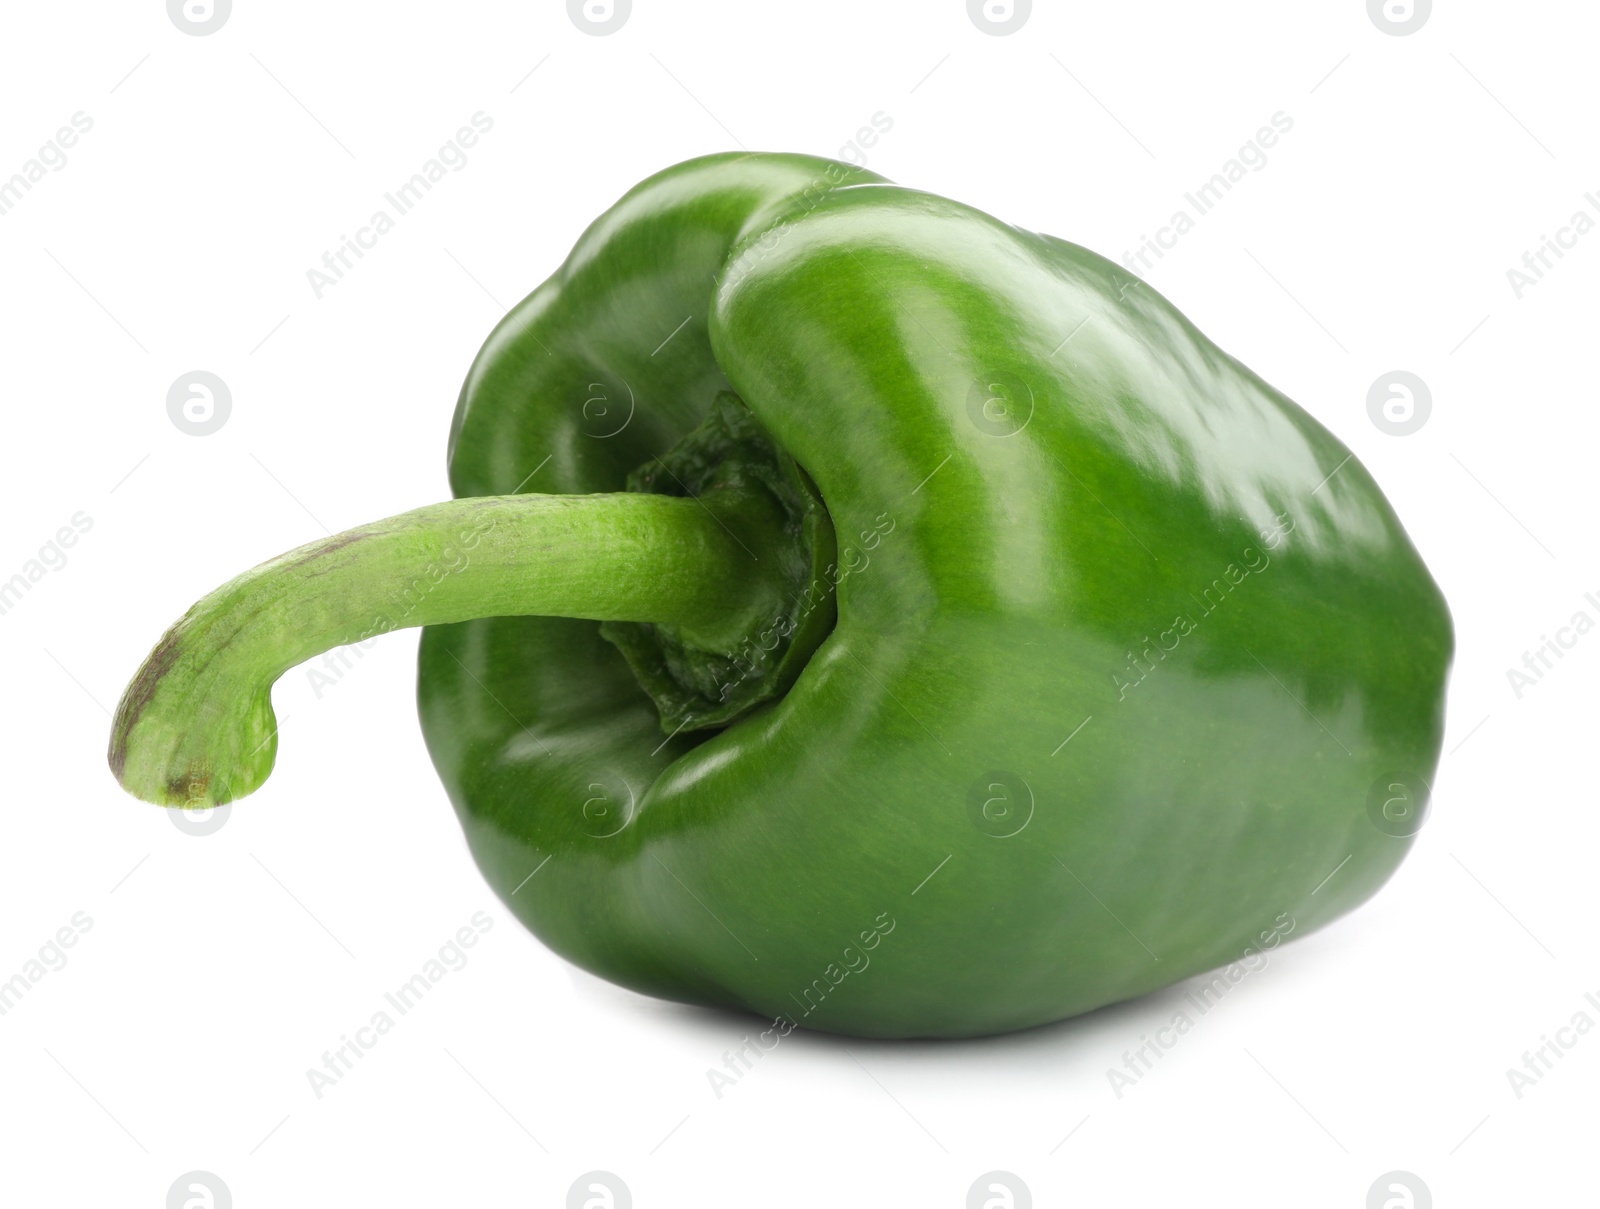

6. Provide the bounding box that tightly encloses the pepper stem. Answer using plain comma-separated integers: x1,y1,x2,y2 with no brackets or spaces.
109,490,791,808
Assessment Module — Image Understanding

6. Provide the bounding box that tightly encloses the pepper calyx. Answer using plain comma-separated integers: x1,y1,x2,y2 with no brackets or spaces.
600,392,837,734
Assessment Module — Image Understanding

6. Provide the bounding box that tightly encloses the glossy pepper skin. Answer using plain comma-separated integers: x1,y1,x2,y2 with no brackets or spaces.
414,152,1452,1038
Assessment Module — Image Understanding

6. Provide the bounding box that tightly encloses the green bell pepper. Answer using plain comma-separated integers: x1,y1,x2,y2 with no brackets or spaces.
108,152,1452,1038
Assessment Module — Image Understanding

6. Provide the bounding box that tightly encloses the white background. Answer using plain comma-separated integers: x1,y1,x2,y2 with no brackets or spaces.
0,1,1593,1205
